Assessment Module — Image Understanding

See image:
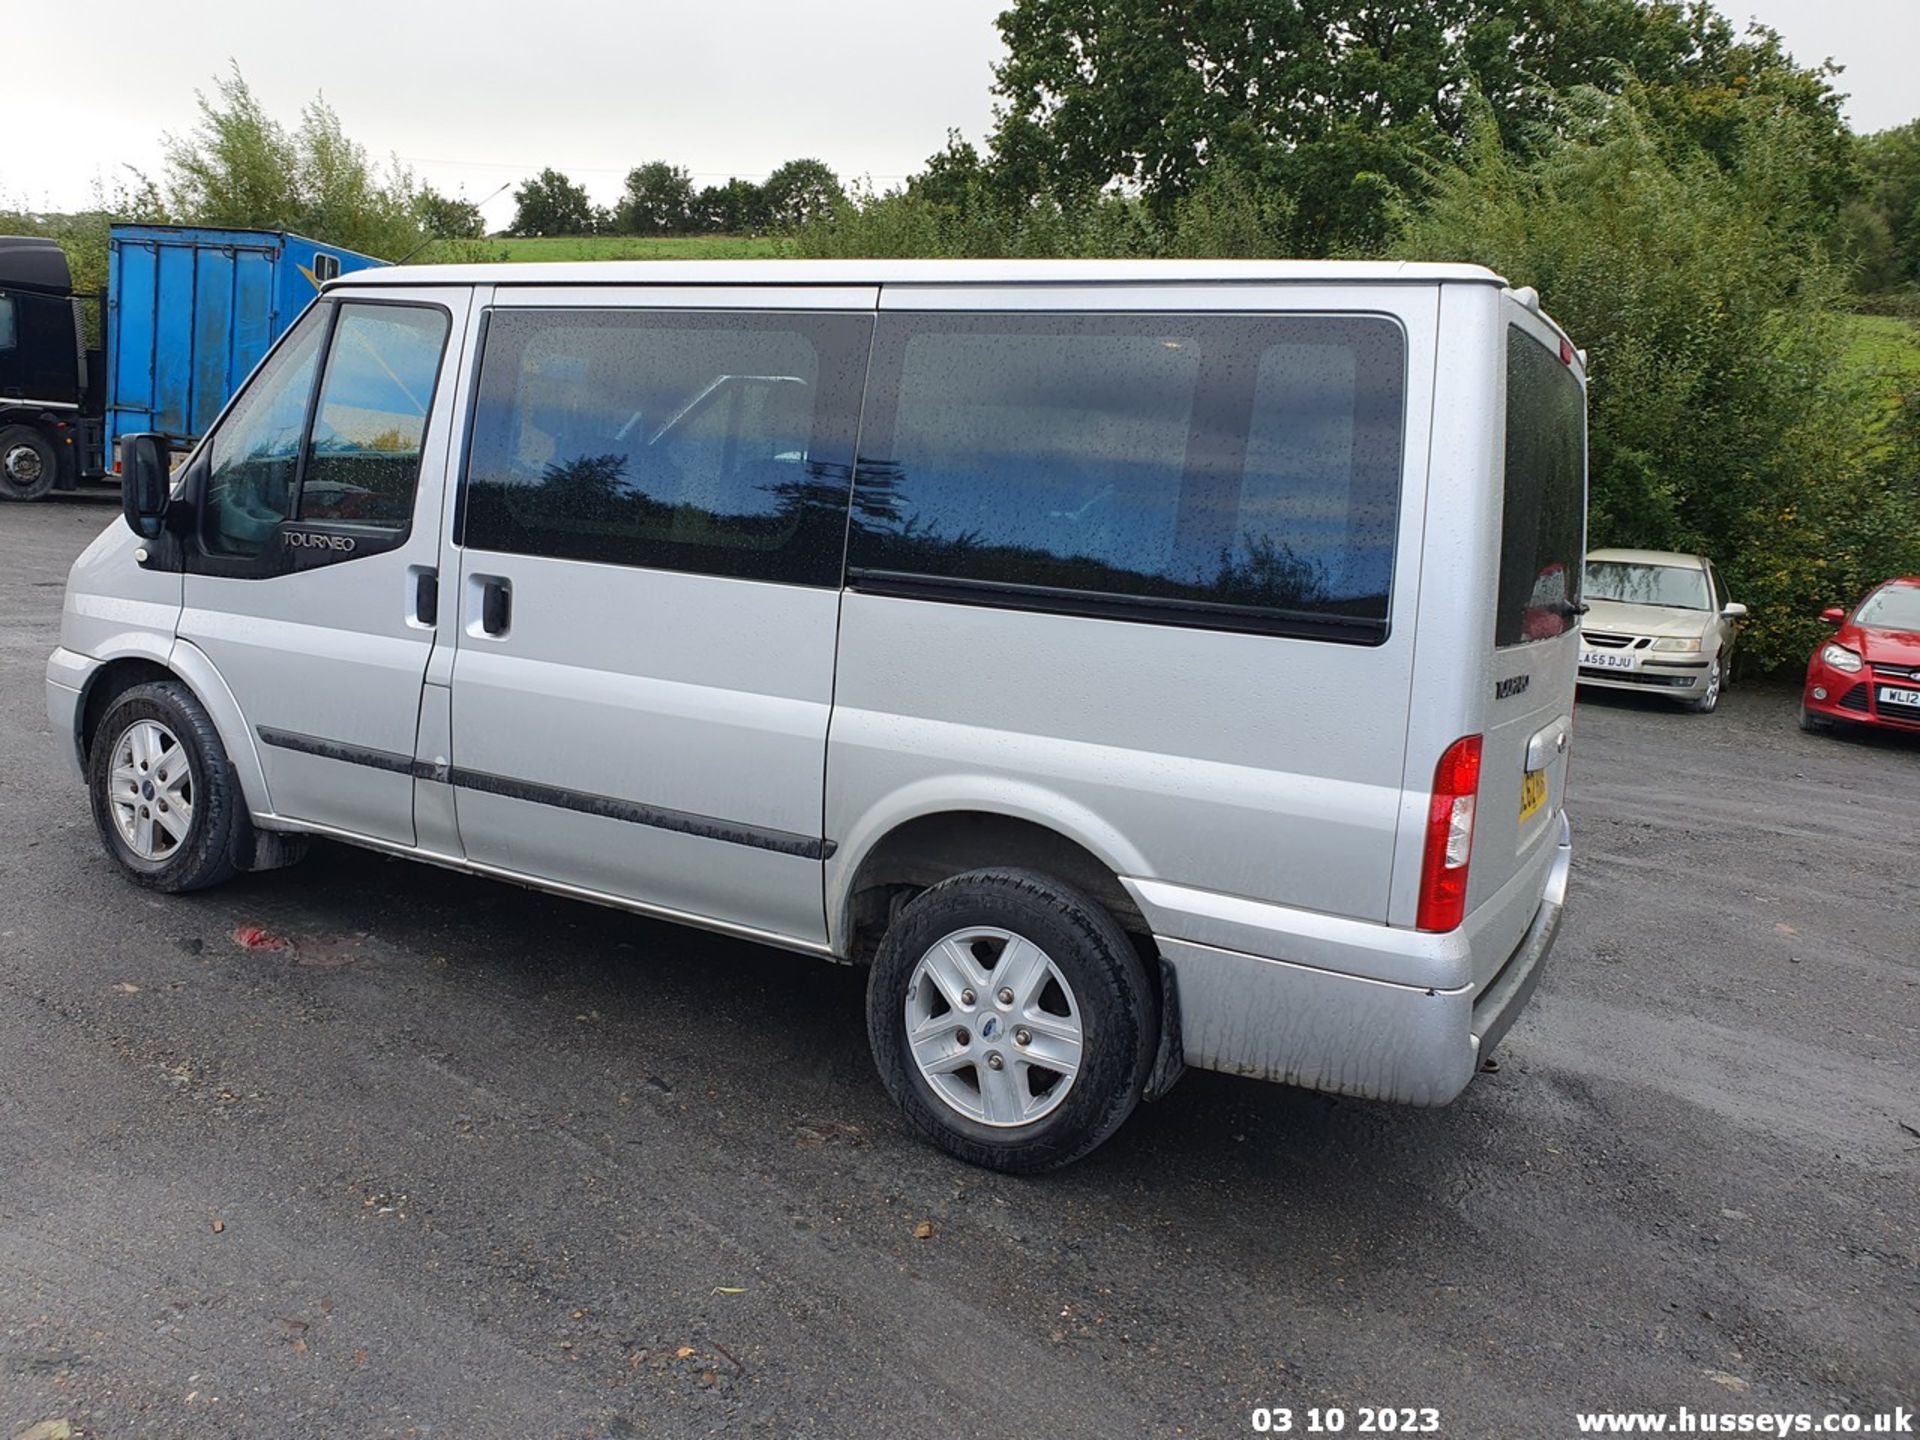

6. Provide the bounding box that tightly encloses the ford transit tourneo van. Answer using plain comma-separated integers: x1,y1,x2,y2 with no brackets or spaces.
48,260,1582,1171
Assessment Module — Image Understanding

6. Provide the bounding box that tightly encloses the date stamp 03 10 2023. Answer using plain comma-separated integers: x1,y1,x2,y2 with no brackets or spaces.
1249,1407,1443,1434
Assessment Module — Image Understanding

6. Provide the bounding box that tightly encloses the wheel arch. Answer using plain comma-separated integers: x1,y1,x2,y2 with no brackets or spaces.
830,796,1153,966
80,645,273,819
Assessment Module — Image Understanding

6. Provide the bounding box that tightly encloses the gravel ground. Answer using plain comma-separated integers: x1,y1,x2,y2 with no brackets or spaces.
2,494,1915,1439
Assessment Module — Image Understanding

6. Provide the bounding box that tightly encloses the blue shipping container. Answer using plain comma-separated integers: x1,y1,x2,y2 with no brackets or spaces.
105,225,386,457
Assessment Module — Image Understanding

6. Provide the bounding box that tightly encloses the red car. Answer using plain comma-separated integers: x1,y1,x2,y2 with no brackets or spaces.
1800,577,1920,735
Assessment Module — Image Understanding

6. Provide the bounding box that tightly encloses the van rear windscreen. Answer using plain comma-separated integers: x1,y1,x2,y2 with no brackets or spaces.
1495,325,1586,647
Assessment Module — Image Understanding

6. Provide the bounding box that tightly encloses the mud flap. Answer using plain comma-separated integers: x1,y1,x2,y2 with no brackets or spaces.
1142,953,1186,1102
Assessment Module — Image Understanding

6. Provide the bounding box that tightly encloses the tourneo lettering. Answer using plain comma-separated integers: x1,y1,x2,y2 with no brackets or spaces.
282,530,358,552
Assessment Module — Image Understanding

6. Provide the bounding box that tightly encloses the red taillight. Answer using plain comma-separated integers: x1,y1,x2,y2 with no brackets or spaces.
1417,735,1483,933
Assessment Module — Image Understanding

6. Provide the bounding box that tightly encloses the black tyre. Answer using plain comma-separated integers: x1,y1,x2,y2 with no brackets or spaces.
1684,656,1723,714
0,424,57,502
87,681,247,893
1798,703,1833,735
866,867,1156,1173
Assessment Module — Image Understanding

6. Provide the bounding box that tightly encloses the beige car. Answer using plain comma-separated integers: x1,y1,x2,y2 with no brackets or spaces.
1577,548,1747,713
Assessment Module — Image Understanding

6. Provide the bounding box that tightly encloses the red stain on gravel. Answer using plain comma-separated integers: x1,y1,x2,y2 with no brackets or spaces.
231,925,292,952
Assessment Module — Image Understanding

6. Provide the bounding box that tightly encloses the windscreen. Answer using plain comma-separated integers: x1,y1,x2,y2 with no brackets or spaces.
1855,584,1920,632
1584,561,1710,611
1496,326,1587,647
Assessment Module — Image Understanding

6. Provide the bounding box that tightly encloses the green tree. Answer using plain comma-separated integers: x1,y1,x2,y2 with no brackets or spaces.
695,177,770,234
616,162,697,235
290,97,423,258
906,132,990,211
162,64,300,230
762,159,845,230
414,186,486,240
1843,120,1920,293
510,167,595,236
1395,90,1903,668
987,0,1849,255
161,65,424,258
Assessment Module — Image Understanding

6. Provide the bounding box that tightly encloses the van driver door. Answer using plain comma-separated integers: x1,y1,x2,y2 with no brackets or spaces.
176,287,472,846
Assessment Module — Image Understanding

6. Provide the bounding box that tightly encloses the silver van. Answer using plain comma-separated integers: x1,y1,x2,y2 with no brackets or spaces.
46,260,1582,1171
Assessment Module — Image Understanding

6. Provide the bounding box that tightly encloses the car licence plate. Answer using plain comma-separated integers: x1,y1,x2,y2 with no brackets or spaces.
1519,769,1548,823
1878,685,1920,708
1580,650,1636,670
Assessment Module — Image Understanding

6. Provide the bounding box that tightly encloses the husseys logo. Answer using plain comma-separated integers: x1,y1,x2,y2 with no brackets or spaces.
1494,674,1531,700
282,530,357,553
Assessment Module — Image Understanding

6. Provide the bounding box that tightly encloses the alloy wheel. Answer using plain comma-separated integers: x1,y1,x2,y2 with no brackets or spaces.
904,925,1084,1127
109,719,195,861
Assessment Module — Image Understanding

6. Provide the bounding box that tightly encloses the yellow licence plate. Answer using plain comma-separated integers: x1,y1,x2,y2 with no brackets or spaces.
1519,769,1549,824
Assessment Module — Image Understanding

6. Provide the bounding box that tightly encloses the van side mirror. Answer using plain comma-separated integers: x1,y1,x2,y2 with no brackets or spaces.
120,434,170,539
1721,602,1747,620
1819,606,1846,626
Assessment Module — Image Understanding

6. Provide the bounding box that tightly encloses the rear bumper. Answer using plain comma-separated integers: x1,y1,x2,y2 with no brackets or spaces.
1128,811,1571,1106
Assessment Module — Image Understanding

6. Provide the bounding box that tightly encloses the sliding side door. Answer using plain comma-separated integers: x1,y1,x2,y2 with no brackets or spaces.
444,286,874,946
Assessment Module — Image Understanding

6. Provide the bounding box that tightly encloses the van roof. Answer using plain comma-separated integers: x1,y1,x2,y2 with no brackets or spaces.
327,257,1508,290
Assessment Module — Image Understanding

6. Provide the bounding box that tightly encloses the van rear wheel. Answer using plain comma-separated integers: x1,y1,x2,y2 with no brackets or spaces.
87,681,246,893
866,868,1155,1173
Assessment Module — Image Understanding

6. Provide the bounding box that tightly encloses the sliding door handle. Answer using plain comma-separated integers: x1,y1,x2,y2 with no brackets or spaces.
413,568,438,626
480,576,512,636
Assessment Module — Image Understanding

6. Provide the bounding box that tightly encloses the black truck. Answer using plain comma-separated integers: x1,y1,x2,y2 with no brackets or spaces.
0,235,105,500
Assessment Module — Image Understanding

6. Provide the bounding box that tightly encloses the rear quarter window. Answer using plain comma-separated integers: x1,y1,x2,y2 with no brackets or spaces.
1496,325,1587,647
848,311,1406,640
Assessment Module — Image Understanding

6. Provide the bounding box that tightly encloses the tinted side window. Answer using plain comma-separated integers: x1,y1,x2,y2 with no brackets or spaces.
1497,326,1587,647
300,303,450,527
0,295,14,350
204,304,330,556
462,309,872,586
848,312,1406,637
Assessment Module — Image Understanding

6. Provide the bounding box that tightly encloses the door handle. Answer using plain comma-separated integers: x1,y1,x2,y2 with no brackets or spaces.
480,576,512,636
414,568,438,626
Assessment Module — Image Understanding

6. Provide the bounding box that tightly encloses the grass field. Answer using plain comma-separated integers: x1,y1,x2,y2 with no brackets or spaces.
422,234,782,263
1841,313,1920,383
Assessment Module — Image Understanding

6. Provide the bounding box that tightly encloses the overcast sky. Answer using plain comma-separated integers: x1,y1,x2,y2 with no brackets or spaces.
2,0,1913,234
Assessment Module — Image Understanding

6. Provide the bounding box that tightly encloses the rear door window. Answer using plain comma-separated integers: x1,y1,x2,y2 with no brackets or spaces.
848,312,1406,639
1496,326,1587,646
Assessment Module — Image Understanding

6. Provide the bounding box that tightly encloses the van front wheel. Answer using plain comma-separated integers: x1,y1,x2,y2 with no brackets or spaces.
87,681,245,893
866,868,1155,1173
